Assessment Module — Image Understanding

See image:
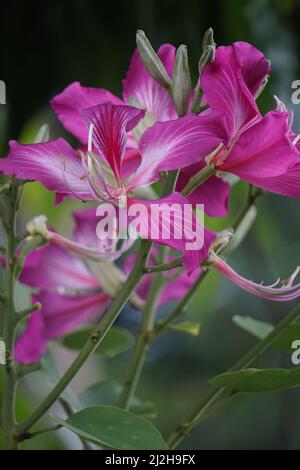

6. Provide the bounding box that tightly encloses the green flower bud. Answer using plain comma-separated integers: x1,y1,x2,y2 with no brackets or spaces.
199,44,215,72
202,27,215,52
136,30,172,90
172,45,192,117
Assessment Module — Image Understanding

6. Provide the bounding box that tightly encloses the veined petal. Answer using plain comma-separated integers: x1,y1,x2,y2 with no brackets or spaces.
219,110,299,179
14,310,46,364
128,193,216,273
19,243,99,291
123,44,176,121
51,81,123,143
130,113,224,190
81,103,145,184
233,41,271,97
14,292,109,364
201,44,260,142
242,160,300,198
0,139,93,201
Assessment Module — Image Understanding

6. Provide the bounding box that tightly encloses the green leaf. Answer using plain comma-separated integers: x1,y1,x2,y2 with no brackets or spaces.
233,315,300,352
80,380,157,419
210,368,300,393
40,351,81,411
52,405,168,450
62,326,134,358
233,315,273,339
168,321,201,336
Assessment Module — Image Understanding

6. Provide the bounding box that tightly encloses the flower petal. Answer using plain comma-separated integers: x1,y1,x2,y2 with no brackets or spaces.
176,162,230,217
123,44,176,121
130,113,224,190
14,310,46,364
0,139,93,201
81,103,145,184
51,81,123,143
128,193,216,273
233,41,271,97
20,243,99,291
219,111,299,179
201,44,260,142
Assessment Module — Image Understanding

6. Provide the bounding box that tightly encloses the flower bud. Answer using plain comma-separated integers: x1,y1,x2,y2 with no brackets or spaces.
172,45,192,117
202,27,215,51
136,30,172,90
0,337,6,365
199,45,215,72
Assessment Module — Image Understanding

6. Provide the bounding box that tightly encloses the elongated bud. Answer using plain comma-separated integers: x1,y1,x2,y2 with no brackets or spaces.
172,45,192,117
199,45,215,72
136,30,172,90
202,27,215,51
0,337,6,365
35,124,50,143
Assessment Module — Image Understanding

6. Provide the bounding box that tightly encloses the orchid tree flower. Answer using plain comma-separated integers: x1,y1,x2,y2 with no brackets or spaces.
183,42,300,198
15,207,145,364
0,102,220,272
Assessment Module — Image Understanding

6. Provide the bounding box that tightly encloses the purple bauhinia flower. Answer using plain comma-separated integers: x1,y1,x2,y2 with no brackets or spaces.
197,42,300,197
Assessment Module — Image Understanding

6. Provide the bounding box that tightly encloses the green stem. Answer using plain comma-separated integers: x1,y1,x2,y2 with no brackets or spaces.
144,256,182,274
154,270,209,336
119,247,166,410
15,239,152,437
1,182,20,449
181,166,215,197
167,301,300,449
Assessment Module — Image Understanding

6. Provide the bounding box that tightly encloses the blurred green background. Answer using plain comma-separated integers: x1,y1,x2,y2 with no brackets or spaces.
1,0,300,450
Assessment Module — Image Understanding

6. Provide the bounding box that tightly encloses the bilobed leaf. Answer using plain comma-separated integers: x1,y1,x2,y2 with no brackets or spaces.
210,368,300,393
233,315,300,352
80,380,157,418
40,350,81,411
52,405,168,450
62,326,134,358
168,321,201,336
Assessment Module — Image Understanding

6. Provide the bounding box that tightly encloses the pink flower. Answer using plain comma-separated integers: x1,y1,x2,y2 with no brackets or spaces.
15,242,110,364
0,102,218,272
198,42,300,197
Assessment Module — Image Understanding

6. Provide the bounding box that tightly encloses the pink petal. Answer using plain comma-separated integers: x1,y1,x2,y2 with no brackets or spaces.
36,291,109,339
128,193,216,273
0,139,93,201
14,292,109,363
130,113,224,190
51,82,123,143
19,243,99,291
241,160,300,198
201,44,260,142
176,162,230,217
81,103,144,184
14,310,46,364
219,110,299,179
123,44,176,121
233,42,271,97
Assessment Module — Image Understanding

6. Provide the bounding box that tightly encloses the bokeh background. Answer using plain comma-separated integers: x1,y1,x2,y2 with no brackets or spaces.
1,0,300,450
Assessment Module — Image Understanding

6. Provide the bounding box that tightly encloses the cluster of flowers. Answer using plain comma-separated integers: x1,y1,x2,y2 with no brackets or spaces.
1,31,300,364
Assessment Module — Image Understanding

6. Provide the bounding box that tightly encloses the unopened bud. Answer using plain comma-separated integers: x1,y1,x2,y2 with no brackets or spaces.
202,27,215,51
136,30,172,90
199,45,215,72
0,337,6,365
26,215,49,239
172,45,192,117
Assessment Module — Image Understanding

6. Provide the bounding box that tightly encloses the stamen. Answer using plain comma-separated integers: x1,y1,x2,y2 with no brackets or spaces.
88,123,94,154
